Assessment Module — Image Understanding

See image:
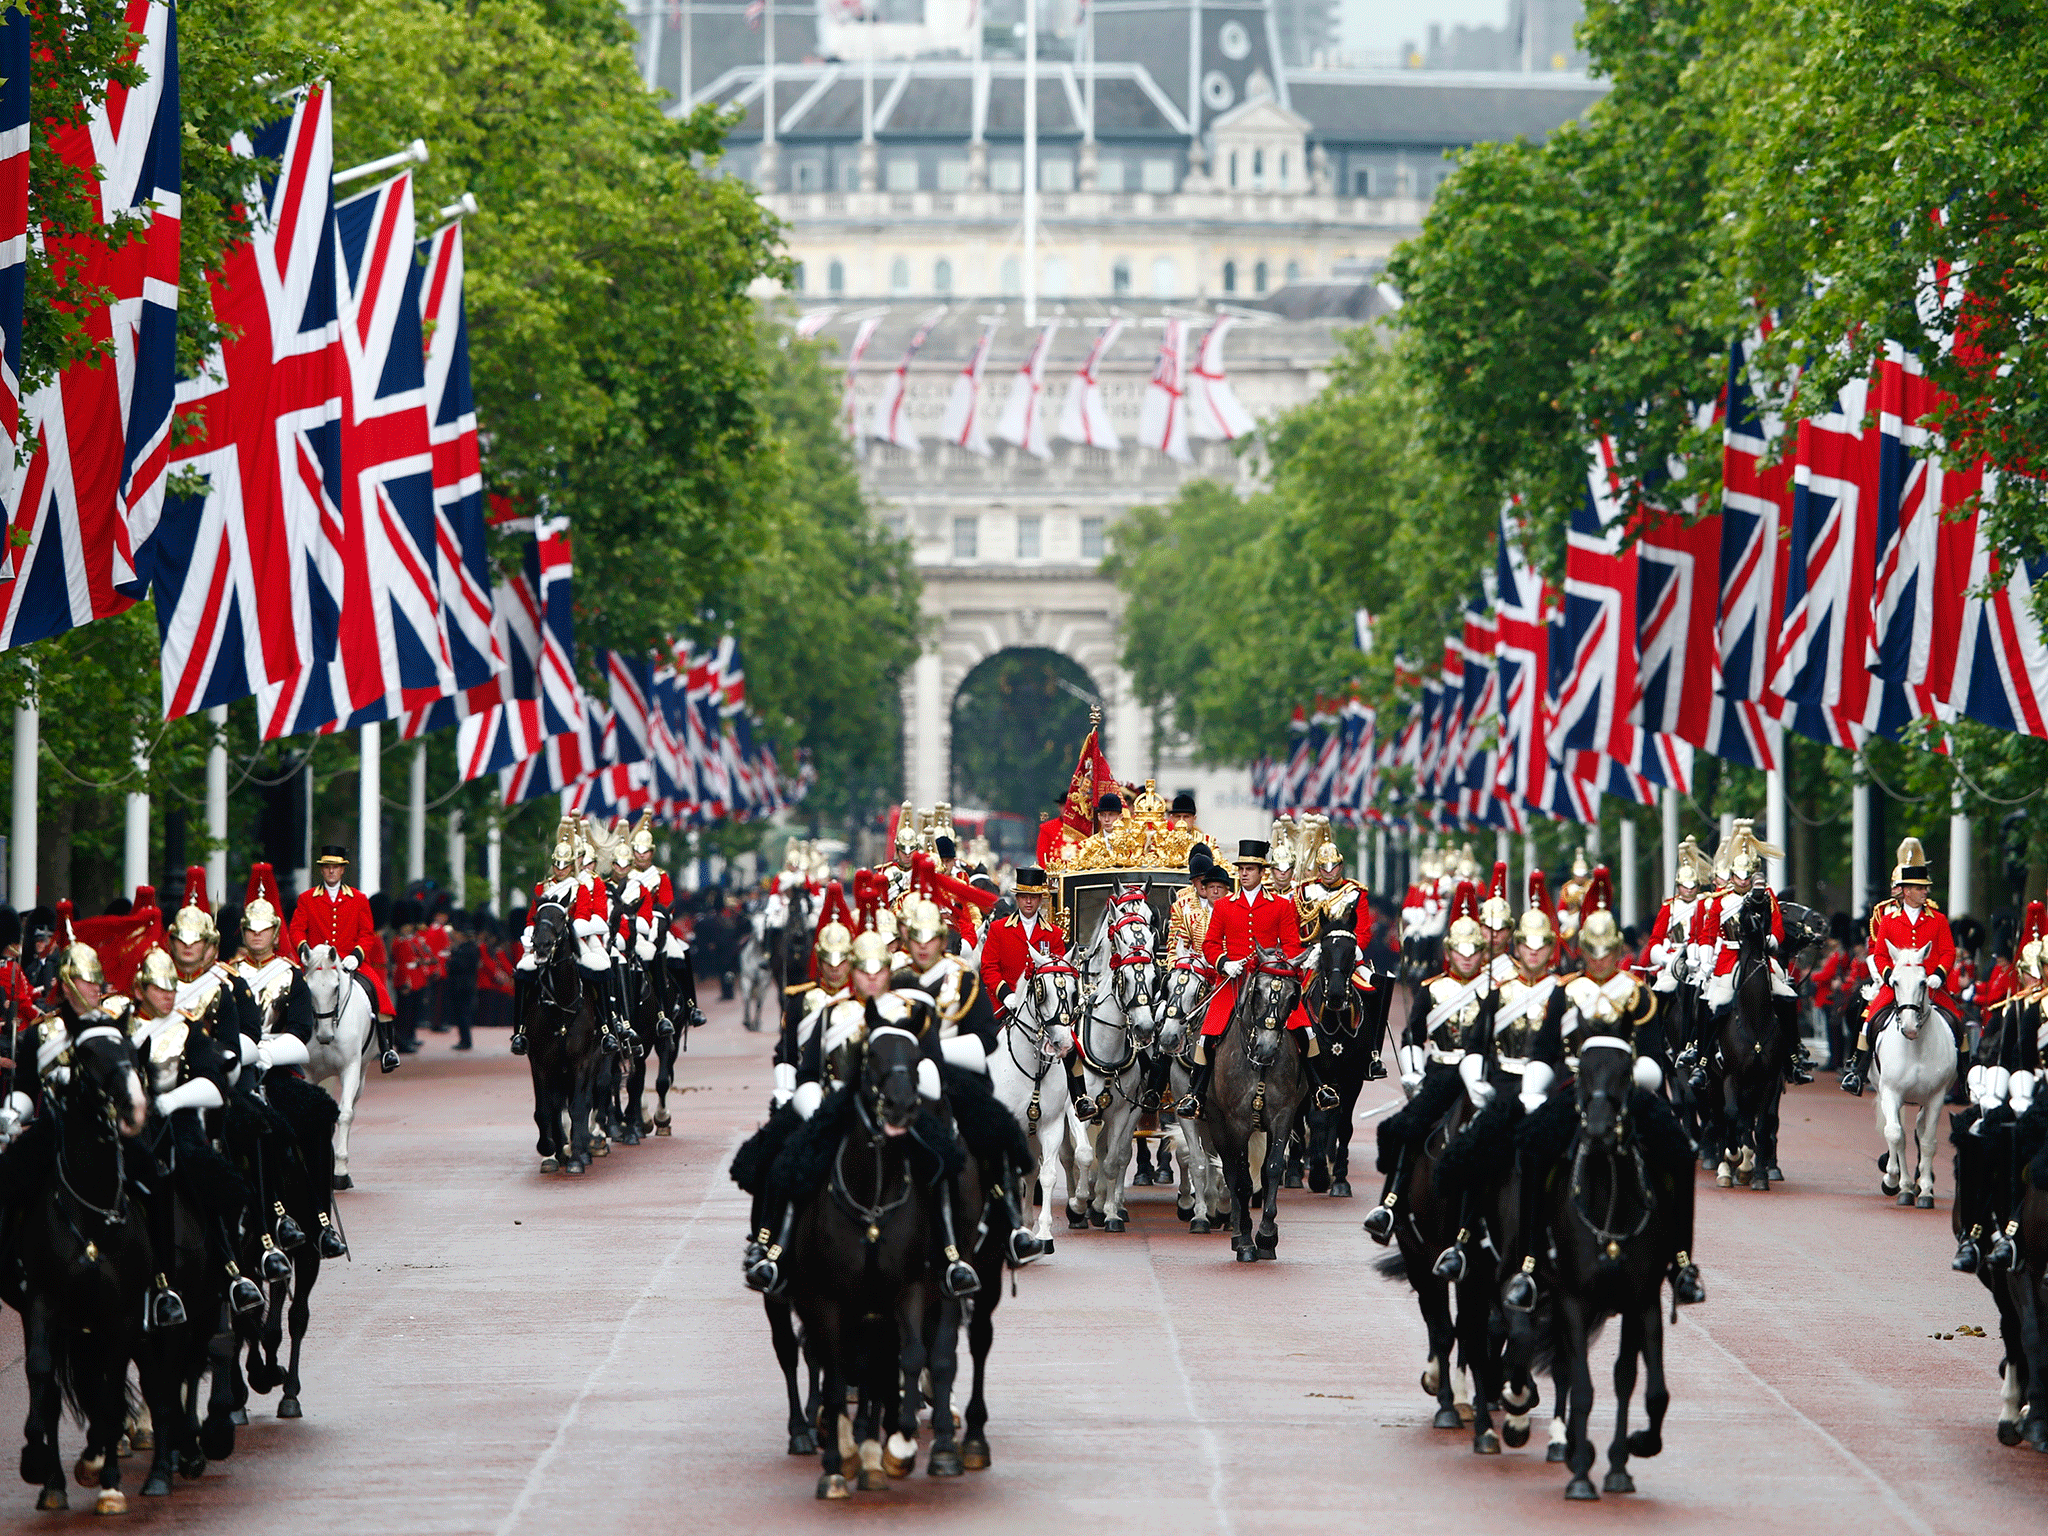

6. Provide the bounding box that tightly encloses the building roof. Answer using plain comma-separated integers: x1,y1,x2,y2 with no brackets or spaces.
1285,71,1605,148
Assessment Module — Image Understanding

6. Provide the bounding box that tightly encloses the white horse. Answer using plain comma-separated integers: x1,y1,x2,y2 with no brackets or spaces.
300,943,380,1190
1158,951,1229,1232
738,907,775,1033
1068,886,1164,1232
986,949,1081,1250
1872,941,1959,1208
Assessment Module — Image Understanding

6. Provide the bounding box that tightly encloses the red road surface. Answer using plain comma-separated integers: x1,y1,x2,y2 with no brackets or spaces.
3,994,2045,1533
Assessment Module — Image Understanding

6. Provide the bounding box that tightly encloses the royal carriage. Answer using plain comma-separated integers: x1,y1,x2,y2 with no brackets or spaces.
1042,781,1216,961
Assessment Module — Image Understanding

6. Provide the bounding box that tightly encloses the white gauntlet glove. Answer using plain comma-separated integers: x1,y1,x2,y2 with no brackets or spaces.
341,953,360,972
156,1078,225,1116
261,1034,310,1072
917,1059,941,1102
771,1061,797,1107
1222,959,1246,981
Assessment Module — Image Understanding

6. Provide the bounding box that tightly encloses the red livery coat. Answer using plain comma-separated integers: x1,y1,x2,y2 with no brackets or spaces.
979,913,1065,1010
1865,900,1959,1022
289,883,392,1014
1200,887,1311,1036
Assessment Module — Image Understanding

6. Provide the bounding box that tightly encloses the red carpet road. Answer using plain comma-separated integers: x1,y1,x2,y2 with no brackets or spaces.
2,994,2044,1534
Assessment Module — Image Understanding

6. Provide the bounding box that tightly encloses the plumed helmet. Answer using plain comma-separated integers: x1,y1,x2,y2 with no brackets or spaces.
1673,837,1707,891
1578,867,1622,959
550,816,576,868
1417,848,1442,881
1445,880,1484,957
168,865,217,947
1515,907,1557,951
1525,869,1554,927
136,945,178,994
813,882,857,973
1479,860,1512,931
1895,835,1932,887
58,940,105,994
243,862,284,934
900,894,947,944
630,809,655,856
850,928,892,975
1315,840,1342,870
894,802,921,854
1454,844,1479,880
1570,847,1590,879
1723,819,1783,881
2021,900,2048,955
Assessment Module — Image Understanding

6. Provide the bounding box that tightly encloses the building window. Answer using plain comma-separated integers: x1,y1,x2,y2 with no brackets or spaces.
1043,256,1069,297
1141,158,1177,193
1352,166,1372,197
934,257,953,294
1222,259,1237,294
991,158,1023,192
890,256,911,294
937,158,969,191
794,159,824,191
884,514,908,541
1278,151,1289,188
1112,259,1131,296
842,159,862,191
953,516,979,560
1254,260,1268,293
1041,157,1074,192
886,157,920,192
793,261,807,292
1000,255,1021,293
1016,515,1041,560
1151,256,1176,296
828,259,845,294
1080,516,1105,561
1228,150,1239,189
1253,147,1264,183
1097,157,1126,192
1285,259,1300,284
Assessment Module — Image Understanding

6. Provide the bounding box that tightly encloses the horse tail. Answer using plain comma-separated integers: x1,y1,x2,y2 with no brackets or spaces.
1372,1251,1409,1282
49,1324,140,1426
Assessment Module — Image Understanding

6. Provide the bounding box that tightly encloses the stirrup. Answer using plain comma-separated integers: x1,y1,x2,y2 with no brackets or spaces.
1007,1228,1044,1266
1362,1201,1396,1245
1314,1084,1340,1112
1174,1092,1202,1118
1070,1093,1098,1123
943,1258,982,1298
509,1032,527,1056
1503,1257,1537,1312
1671,1253,1705,1305
1365,1053,1388,1082
1138,1087,1163,1113
273,1202,305,1251
228,1268,264,1315
656,1014,676,1038
1839,1068,1864,1098
258,1237,292,1283
316,1211,349,1259
743,1255,785,1295
1431,1242,1466,1283
1674,1044,1699,1072
1986,1224,2018,1271
150,1277,187,1331
380,1049,401,1074
1952,1231,1981,1274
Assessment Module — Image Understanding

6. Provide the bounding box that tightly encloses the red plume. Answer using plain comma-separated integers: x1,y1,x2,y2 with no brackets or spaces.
131,885,159,916
1525,869,1553,924
2024,900,2048,950
1582,865,1614,921
180,864,210,914
1488,860,1508,908
55,899,76,946
809,881,855,980
1449,879,1480,927
244,861,284,911
852,869,889,932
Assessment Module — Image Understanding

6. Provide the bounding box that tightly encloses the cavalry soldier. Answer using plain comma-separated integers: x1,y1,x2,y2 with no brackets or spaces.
617,810,684,1039
1555,847,1594,961
289,845,397,1071
1646,837,1709,994
1295,835,1383,1079
0,909,42,1145
1479,860,1514,979
980,866,1086,1117
883,802,923,905
1681,821,1809,1088
1841,837,1964,1095
1956,911,2046,1271
1177,839,1338,1119
1167,845,1225,961
166,868,264,1052
1365,880,1488,1244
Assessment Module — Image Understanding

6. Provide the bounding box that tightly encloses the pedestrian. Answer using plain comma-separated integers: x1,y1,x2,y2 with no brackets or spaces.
392,899,429,1054
445,912,480,1051
422,896,453,1032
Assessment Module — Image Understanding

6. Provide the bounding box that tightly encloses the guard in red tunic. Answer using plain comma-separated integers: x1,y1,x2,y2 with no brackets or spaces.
288,844,397,1070
1178,839,1335,1117
978,866,1085,1115
1842,836,1962,1094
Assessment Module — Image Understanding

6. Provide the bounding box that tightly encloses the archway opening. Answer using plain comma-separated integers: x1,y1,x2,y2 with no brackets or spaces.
950,648,1101,825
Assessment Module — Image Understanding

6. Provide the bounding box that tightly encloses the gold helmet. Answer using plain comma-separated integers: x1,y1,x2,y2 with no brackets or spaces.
550,816,576,869
1479,860,1512,931
168,866,216,947
900,894,947,944
1577,868,1621,960
1515,908,1557,950
1673,836,1707,892
1418,847,1443,882
816,921,854,967
1454,843,1479,881
1721,819,1782,881
1315,840,1342,871
136,945,178,994
850,928,893,975
243,862,284,936
894,802,921,856
59,941,106,992
629,809,656,856
1445,881,1484,957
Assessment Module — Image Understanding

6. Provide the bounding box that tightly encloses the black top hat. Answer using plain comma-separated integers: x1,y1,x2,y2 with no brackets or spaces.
1095,791,1124,814
1012,867,1050,895
316,844,350,865
1188,842,1215,876
1170,791,1198,816
1234,840,1271,866
1195,861,1233,887
933,834,957,860
1897,861,1933,886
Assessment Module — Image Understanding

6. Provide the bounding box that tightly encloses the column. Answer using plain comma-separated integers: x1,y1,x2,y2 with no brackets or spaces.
447,807,467,908
1520,833,1535,900
1494,828,1510,879
359,723,383,896
124,746,150,898
486,820,502,916
1851,778,1871,916
1371,826,1385,892
1949,789,1972,917
911,647,945,806
1660,786,1679,894
10,704,36,907
407,740,427,884
1765,766,1788,893
1617,817,1638,929
206,705,229,903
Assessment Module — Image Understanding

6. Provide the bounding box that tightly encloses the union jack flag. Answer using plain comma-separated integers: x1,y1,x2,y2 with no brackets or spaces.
2,0,180,648
157,84,341,718
0,7,28,517
605,648,654,765
1494,509,1554,819
1303,697,1341,811
1713,337,1793,767
1945,502,2048,738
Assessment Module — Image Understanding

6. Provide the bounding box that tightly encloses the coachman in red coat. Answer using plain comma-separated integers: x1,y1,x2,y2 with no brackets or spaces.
1842,837,1963,1095
1177,840,1336,1117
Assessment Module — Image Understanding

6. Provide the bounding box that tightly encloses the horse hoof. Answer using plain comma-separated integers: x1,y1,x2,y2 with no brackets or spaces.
961,1437,991,1470
564,1161,587,1176
858,1468,890,1492
1067,1211,1089,1231
817,1474,850,1500
1997,1420,2023,1447
74,1457,100,1486
36,1489,67,1511
1503,1420,1531,1448
177,1449,204,1480
1602,1470,1635,1494
654,1124,672,1137
278,1398,301,1420
1766,1166,1784,1182
1104,1218,1126,1233
1751,1174,1770,1192
1916,1194,1934,1210
1088,1209,1107,1228
1042,1239,1054,1255
1189,1218,1211,1234
140,1473,170,1499
1715,1172,1733,1188
788,1432,817,1456
201,1417,235,1463
1565,1478,1600,1501
1626,1430,1662,1458
1283,1172,1303,1189
592,1141,609,1158
1235,1248,1257,1263
331,1173,353,1191
1880,1182,1900,1198
928,1449,965,1478
230,1409,249,1427
1432,1408,1463,1430
1474,1430,1501,1455
1330,1180,1352,1198
1175,1202,1195,1221
95,1488,127,1515
1896,1189,1914,1207
1546,1443,1567,1464
1131,1169,1152,1186
540,1157,559,1174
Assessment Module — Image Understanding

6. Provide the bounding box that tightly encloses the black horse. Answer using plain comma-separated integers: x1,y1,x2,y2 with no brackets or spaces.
1514,1042,1682,1502
1704,888,1791,1190
1295,915,1393,1197
1206,946,1309,1261
783,1027,964,1497
518,900,608,1174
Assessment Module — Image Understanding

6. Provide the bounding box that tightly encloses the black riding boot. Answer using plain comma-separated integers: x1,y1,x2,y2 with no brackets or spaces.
1363,1143,1406,1244
1986,1218,2020,1271
1432,1194,1473,1282
745,1202,795,1295
1139,1052,1172,1113
1067,1057,1098,1123
1954,1222,1983,1273
938,1187,981,1298
374,1009,400,1074
1295,1029,1339,1112
1176,1046,1214,1118
997,1159,1044,1266
1503,1166,1546,1312
1839,1033,1873,1097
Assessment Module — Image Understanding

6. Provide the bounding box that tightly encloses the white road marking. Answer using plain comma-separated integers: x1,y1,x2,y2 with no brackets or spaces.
1144,1244,1235,1536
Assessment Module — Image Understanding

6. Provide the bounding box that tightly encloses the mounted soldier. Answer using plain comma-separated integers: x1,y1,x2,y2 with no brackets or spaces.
1478,860,1514,980
1647,836,1709,995
980,865,1084,1117
1841,836,1964,1095
1680,821,1810,1089
289,844,397,1071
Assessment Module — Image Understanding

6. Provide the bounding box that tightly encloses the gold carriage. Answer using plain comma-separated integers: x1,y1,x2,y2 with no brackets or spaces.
1045,780,1217,956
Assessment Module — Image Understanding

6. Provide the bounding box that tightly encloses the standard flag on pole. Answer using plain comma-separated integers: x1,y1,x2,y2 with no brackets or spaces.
1056,318,1123,448
996,321,1056,459
841,315,881,450
939,319,997,456
1137,319,1192,464
0,6,28,519
1187,316,1254,441
870,308,942,451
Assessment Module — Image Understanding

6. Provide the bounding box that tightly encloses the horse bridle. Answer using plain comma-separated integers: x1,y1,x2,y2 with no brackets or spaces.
531,903,584,1017
53,1033,134,1232
1569,1068,1654,1258
832,1040,918,1244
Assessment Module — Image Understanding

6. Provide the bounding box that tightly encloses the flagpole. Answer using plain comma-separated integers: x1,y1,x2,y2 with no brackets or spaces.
408,741,428,884
1851,771,1871,913
486,820,503,916
1618,815,1638,928
1659,787,1677,892
1764,766,1787,893
448,808,466,905
10,703,35,905
124,746,150,898
206,706,229,905
1949,787,1972,917
760,0,777,187
1023,0,1038,326
360,723,383,897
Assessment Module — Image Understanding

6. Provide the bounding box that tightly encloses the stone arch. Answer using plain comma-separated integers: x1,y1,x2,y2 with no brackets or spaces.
948,647,1105,817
